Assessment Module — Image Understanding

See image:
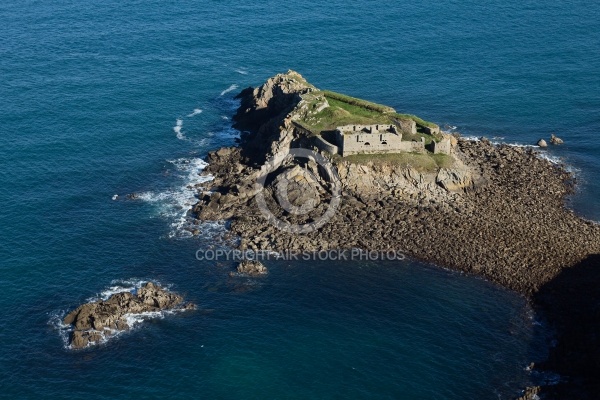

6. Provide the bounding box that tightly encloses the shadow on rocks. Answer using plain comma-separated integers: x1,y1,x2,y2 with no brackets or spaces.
529,254,600,399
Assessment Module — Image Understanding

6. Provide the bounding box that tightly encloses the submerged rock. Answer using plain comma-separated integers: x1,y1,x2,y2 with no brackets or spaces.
63,282,193,349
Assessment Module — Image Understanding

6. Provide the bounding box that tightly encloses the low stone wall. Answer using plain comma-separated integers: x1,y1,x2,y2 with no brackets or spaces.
336,124,397,134
400,140,426,154
340,138,425,156
313,136,339,155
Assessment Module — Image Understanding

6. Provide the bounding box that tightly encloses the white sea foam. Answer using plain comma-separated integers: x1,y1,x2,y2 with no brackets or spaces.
222,116,229,120
48,310,72,348
173,119,185,140
461,136,541,149
101,280,141,299
536,152,562,165
112,194,118,200
500,142,538,148
86,278,164,302
187,108,203,117
460,135,481,142
138,157,217,238
220,84,239,96
123,309,175,328
235,69,249,75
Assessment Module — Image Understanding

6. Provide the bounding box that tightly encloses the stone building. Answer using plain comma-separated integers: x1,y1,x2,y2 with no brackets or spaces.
431,137,451,155
335,124,426,157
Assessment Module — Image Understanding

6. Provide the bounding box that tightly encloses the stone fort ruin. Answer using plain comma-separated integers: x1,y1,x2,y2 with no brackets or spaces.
333,124,451,157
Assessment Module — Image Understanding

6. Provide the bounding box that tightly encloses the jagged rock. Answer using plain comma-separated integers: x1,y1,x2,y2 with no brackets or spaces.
63,282,192,349
550,134,564,145
436,166,473,192
516,386,541,400
234,260,268,276
233,71,317,162
537,139,548,148
71,330,103,349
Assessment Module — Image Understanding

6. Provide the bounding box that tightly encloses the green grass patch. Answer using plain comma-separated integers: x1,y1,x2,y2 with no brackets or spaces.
431,154,455,169
302,97,390,133
322,90,396,114
394,113,437,128
298,90,439,140
402,132,436,145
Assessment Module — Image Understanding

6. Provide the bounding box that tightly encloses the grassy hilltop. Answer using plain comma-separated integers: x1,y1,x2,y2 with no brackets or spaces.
290,84,452,171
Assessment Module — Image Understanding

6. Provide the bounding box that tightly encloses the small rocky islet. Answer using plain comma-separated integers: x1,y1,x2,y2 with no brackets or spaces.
63,282,194,349
190,71,600,399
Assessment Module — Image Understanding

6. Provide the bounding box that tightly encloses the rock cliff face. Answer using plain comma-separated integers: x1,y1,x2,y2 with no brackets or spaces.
234,70,327,163
63,282,194,349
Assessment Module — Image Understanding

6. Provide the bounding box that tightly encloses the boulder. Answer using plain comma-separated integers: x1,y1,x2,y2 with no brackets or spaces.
537,139,548,148
550,134,564,145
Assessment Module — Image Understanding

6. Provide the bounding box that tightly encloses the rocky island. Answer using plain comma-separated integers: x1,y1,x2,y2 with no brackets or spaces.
64,282,194,349
193,71,600,399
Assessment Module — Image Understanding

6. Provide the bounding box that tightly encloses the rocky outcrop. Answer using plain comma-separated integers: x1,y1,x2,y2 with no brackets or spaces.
516,386,541,400
435,164,473,192
233,70,327,164
537,139,548,148
550,134,564,145
63,282,194,349
233,260,268,276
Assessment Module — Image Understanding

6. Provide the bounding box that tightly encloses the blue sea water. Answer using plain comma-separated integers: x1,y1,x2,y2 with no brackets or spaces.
1,0,599,398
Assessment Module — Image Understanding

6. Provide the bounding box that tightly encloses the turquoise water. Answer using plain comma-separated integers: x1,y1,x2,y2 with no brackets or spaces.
1,1,599,398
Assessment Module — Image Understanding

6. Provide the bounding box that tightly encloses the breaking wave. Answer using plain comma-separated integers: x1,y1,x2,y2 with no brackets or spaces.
138,157,215,238
173,119,185,140
187,108,203,117
220,84,238,96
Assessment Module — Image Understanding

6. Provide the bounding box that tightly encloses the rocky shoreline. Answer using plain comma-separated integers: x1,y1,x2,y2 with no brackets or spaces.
192,71,600,399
